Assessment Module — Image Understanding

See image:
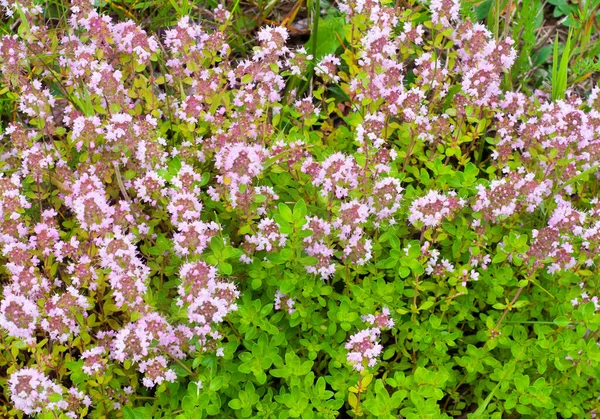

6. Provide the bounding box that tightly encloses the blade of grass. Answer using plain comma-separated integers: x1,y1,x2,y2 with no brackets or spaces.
551,29,573,101
168,0,182,16
472,345,526,417
552,33,559,101
311,0,320,66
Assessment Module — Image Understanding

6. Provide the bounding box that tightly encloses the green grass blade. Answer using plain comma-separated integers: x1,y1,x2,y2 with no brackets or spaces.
552,30,573,101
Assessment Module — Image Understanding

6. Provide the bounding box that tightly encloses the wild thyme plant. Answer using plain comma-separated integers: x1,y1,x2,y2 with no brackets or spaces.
1,0,600,417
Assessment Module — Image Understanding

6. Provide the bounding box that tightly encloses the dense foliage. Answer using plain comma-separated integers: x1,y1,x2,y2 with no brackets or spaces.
1,0,600,417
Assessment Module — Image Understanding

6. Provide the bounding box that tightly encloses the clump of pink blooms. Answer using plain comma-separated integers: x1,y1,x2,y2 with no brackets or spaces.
347,308,394,372
8,367,72,415
0,293,39,344
362,307,395,329
302,216,337,279
408,190,464,228
472,169,552,221
302,152,360,199
274,290,296,314
241,218,288,263
177,261,239,327
40,286,90,343
346,328,383,372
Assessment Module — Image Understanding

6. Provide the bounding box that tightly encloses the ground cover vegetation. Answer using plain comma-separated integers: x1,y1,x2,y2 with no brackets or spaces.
1,0,600,417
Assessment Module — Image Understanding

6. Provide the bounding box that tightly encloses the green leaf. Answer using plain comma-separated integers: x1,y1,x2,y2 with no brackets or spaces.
299,256,318,266
388,233,400,250
168,156,182,175
279,203,293,222
492,250,507,264
123,406,136,419
553,316,570,327
533,45,552,67
228,399,242,410
48,392,63,403
156,169,172,181
219,262,233,275
306,16,346,61
210,236,225,253
474,0,493,21
293,199,307,219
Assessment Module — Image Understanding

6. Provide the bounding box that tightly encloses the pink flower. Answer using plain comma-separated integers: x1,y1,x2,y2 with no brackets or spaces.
8,368,64,415
408,190,463,228
315,55,341,82
81,346,108,375
63,387,92,419
305,241,336,280
274,290,295,314
303,153,360,199
173,221,220,257
0,292,39,344
362,307,394,329
138,355,177,388
40,286,89,343
345,328,382,371
244,218,288,254
177,261,239,327
430,0,461,27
